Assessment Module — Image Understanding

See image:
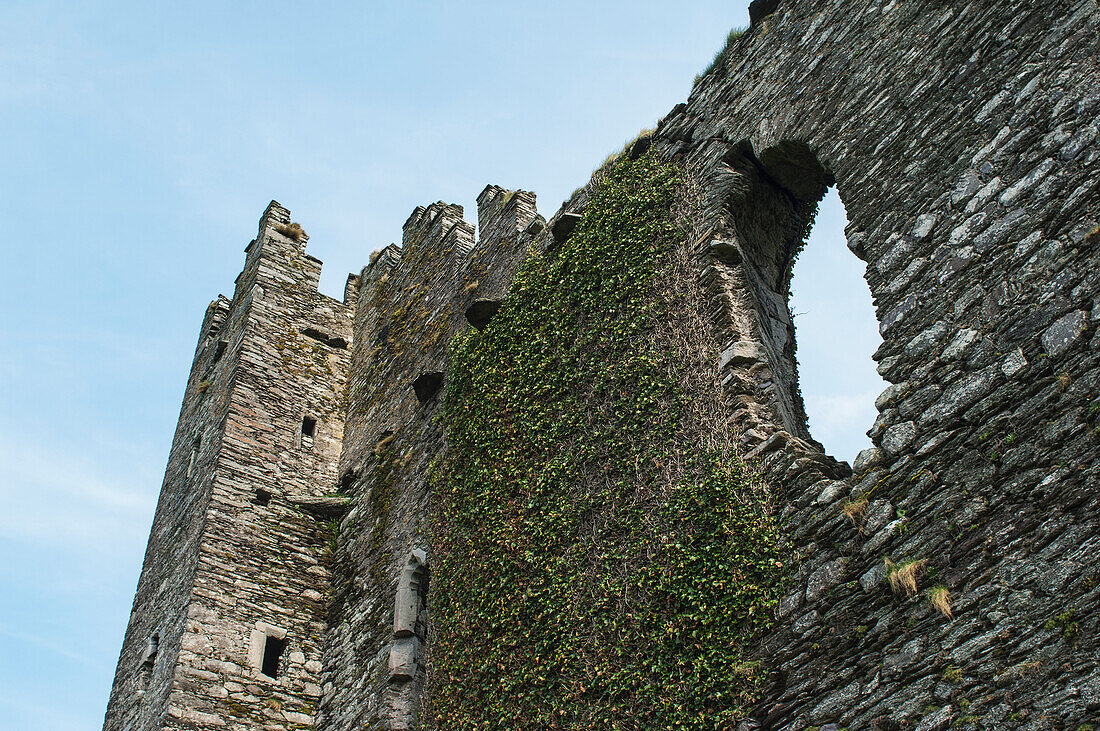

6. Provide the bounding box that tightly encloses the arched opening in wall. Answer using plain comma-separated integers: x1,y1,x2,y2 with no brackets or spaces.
719,140,882,464
789,188,884,462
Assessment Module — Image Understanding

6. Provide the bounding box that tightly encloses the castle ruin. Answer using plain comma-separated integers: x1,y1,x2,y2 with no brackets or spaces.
104,1,1100,728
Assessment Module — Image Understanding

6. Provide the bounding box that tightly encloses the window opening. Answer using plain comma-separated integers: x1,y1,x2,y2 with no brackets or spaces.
302,416,317,440
413,372,444,403
788,187,884,461
302,327,347,349
261,635,287,678
186,437,200,477
212,339,227,363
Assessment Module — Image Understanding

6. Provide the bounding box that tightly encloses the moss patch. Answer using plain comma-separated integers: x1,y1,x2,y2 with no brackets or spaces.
429,152,787,729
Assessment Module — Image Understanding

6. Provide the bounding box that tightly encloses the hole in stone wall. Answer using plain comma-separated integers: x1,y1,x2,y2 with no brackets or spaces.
302,416,317,440
413,372,444,403
261,635,287,678
303,327,347,350
789,188,884,462
212,339,227,363
253,489,272,506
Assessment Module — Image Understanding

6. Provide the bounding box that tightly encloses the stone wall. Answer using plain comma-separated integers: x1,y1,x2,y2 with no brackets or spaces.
320,188,540,730
649,0,1100,727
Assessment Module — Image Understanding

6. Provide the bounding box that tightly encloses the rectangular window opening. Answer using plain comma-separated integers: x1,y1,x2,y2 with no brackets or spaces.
261,635,287,679
302,416,317,439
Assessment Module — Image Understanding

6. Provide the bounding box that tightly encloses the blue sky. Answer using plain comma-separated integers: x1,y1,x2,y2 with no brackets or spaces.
0,3,881,728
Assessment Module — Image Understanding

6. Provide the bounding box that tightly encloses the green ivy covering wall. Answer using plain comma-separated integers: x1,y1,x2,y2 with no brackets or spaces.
429,152,788,730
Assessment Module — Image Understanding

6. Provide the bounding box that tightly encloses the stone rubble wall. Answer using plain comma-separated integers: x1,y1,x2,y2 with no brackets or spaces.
648,0,1100,727
105,202,356,730
103,294,236,731
320,188,540,730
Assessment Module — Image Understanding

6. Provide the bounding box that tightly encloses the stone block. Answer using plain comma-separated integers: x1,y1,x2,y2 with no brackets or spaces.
1042,309,1088,358
389,637,419,680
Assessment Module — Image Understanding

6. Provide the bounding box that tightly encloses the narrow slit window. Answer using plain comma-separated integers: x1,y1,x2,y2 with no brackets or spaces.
138,632,159,696
212,339,228,363
187,437,201,477
261,635,287,678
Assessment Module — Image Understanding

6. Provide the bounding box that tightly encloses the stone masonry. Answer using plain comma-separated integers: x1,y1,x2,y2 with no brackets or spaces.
105,0,1100,728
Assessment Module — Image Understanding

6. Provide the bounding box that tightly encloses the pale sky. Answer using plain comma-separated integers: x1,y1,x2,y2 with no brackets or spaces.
0,3,881,728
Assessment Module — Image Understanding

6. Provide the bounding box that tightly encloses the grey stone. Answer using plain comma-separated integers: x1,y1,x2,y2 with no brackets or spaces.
875,382,908,411
914,704,953,731
852,447,885,474
905,321,949,358
863,520,905,554
793,610,821,635
882,421,916,455
880,293,918,336
719,340,767,370
815,480,847,505
1001,347,1028,377
919,366,999,425
388,637,419,680
860,563,886,592
862,499,895,535
1042,309,1088,357
913,214,938,239
1000,157,1057,205
951,171,982,206
806,558,847,602
550,211,582,243
941,328,980,360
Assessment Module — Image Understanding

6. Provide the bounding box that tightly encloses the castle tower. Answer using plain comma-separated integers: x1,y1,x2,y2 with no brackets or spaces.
103,202,357,730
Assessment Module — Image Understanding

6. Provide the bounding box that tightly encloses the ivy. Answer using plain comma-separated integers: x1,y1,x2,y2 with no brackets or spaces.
429,152,787,729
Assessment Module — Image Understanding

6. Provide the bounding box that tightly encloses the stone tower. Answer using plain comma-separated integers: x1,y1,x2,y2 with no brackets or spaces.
102,202,357,730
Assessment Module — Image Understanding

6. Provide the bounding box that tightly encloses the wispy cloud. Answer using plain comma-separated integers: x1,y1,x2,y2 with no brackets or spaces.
0,427,156,548
0,621,107,671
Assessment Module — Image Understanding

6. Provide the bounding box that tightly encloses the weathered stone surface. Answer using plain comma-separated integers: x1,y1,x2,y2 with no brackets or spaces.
882,421,917,456
104,202,352,731
1042,309,1089,358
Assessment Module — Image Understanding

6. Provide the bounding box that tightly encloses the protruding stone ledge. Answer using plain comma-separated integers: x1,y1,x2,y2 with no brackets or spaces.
287,495,352,519
748,0,780,26
550,212,582,244
708,239,743,266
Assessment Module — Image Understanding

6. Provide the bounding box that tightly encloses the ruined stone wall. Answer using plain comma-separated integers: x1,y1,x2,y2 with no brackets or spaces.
320,188,540,729
103,294,236,731
648,0,1100,727
108,1,1100,728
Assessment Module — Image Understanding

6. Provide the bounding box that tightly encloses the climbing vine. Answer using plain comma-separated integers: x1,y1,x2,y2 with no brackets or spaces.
429,152,787,730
